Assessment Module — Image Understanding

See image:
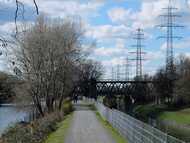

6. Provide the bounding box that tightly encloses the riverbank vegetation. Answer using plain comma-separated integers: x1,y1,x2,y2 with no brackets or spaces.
0,99,73,143
0,72,20,104
0,13,102,143
45,113,73,143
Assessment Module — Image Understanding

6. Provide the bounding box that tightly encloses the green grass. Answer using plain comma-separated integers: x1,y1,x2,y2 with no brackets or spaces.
158,109,190,142
133,104,190,125
133,104,190,141
133,104,167,121
45,114,73,143
95,112,128,143
159,108,190,124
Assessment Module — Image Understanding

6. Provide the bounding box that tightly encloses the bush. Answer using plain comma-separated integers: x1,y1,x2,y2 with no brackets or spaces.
62,100,74,115
1,101,73,143
1,113,61,143
103,96,117,109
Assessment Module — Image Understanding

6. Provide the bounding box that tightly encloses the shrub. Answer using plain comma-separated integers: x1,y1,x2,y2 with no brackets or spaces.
62,100,74,115
1,101,73,143
103,96,117,109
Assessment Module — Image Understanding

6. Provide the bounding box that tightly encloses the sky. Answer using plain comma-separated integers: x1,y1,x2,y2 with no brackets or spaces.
0,0,190,79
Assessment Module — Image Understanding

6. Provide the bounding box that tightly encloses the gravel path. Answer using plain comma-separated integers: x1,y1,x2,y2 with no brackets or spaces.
64,110,116,143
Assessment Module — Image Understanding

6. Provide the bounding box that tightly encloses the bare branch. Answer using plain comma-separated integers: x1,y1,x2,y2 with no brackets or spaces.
33,0,39,15
15,0,19,34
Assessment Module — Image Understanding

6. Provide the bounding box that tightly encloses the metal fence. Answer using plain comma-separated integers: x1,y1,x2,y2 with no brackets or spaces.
95,102,186,143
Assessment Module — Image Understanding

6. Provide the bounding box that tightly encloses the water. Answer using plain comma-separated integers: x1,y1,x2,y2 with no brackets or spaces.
0,106,28,135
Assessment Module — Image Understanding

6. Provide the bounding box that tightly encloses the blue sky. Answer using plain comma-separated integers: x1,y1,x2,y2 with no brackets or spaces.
0,0,190,79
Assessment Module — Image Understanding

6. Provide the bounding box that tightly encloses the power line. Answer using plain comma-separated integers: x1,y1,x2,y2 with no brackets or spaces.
158,0,183,80
129,28,146,80
111,67,114,80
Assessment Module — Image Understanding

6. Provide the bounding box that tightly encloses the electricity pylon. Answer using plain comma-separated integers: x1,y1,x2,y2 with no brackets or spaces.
116,64,121,80
158,0,183,80
130,28,146,80
125,57,131,81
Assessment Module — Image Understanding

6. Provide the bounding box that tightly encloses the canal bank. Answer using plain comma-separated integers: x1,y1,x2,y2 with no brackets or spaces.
0,105,29,135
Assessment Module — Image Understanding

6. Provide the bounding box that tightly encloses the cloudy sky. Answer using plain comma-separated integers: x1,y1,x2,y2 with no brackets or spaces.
0,0,190,79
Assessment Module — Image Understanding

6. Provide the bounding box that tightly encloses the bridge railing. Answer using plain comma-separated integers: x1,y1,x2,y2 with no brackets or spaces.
95,102,186,143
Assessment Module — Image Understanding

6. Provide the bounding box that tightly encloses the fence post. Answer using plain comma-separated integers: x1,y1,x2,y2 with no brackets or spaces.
95,102,185,143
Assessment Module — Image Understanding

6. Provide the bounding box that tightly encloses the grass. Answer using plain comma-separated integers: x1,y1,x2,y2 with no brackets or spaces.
133,103,190,125
164,125,190,142
133,104,168,121
134,105,190,142
158,109,190,142
45,113,73,143
95,111,128,143
158,108,190,124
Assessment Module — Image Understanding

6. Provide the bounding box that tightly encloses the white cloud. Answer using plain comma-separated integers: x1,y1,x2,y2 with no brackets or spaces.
175,38,190,49
107,0,190,29
146,51,165,61
108,7,132,24
102,57,126,66
132,1,163,29
94,47,123,56
0,21,34,37
107,1,165,29
0,22,15,34
19,0,105,19
92,39,127,57
86,24,131,42
160,38,190,50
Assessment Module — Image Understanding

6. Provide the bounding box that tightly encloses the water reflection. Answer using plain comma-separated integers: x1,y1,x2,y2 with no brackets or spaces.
0,106,28,135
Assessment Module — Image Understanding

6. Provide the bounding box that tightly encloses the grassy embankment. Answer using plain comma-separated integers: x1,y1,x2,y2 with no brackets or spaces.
45,114,73,143
85,99,127,143
158,108,190,124
158,108,190,141
133,104,190,142
95,110,128,143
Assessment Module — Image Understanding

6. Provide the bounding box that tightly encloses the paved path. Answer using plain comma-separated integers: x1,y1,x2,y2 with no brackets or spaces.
64,109,116,143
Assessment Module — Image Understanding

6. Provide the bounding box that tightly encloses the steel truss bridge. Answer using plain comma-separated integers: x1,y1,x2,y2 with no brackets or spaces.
73,79,155,102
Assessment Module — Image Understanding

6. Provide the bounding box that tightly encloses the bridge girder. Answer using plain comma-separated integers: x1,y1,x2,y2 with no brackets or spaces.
73,80,155,101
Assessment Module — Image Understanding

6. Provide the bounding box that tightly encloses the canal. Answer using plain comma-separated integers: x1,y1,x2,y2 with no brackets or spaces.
0,105,28,135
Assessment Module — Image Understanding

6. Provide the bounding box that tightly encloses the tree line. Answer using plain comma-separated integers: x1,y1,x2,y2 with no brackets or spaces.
102,55,190,111
153,54,190,107
9,15,102,116
0,72,18,104
128,54,190,108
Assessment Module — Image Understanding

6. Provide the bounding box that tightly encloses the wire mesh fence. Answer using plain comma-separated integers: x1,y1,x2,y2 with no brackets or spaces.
95,102,186,143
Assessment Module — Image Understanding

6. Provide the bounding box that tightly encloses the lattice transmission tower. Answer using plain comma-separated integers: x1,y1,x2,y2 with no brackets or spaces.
111,67,115,80
116,64,122,80
158,0,183,80
125,57,131,81
130,28,146,80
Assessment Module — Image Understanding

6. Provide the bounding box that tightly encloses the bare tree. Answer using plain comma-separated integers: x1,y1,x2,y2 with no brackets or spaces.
79,60,102,81
76,60,103,98
12,15,85,116
174,55,190,106
15,0,39,34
